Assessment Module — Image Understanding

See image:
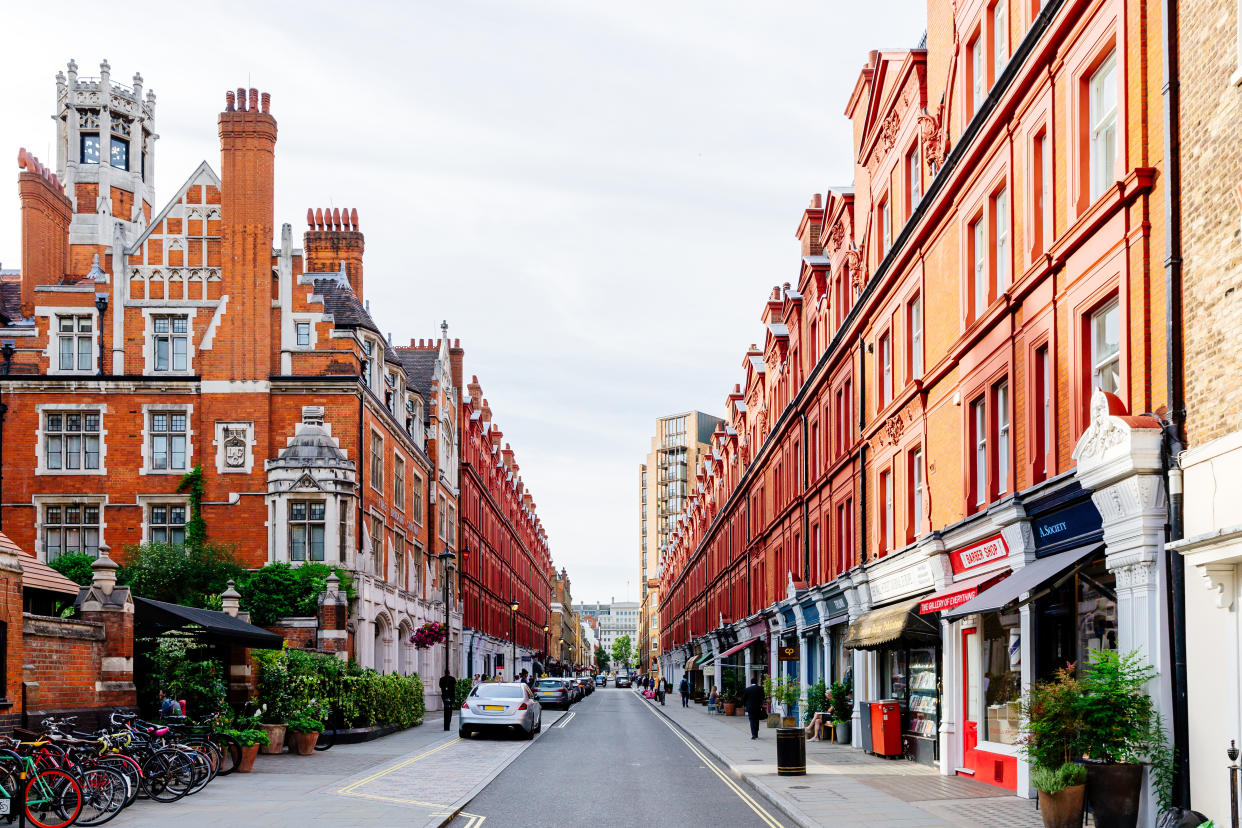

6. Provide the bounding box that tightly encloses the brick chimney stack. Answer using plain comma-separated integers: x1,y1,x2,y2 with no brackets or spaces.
797,193,824,257
217,87,276,380
17,148,72,317
304,207,365,299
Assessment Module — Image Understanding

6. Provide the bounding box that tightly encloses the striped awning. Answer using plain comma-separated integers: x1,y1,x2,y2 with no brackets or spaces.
842,598,940,650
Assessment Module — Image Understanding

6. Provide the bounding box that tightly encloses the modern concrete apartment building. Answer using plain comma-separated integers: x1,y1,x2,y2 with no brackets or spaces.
639,412,722,674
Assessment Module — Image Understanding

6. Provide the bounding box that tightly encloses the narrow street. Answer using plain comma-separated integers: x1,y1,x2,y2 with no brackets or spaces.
450,686,788,827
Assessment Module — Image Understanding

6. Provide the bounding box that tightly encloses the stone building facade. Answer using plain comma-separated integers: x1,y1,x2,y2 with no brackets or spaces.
659,0,1175,815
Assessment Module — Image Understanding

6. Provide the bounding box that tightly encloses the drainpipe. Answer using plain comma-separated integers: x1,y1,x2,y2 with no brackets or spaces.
0,341,12,532
858,334,868,565
1161,0,1190,807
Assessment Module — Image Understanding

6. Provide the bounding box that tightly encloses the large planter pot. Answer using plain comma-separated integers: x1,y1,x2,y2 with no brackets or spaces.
259,724,287,755
766,714,781,729
1085,763,1143,828
723,702,737,716
288,731,319,755
1036,784,1085,828
780,717,797,728
236,744,260,773
833,721,852,744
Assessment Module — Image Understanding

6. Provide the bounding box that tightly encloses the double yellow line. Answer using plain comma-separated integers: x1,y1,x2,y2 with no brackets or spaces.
337,737,461,808
639,697,784,828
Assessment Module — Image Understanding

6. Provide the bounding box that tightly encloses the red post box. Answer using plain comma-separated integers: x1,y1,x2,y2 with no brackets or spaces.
870,700,903,757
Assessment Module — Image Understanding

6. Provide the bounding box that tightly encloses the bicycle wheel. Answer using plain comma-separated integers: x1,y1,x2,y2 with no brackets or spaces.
314,709,338,751
72,766,126,827
24,768,81,828
140,750,191,803
96,755,141,809
209,733,241,775
180,747,212,795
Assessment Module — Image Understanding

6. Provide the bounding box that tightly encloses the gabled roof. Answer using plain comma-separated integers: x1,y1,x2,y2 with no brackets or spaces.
127,161,221,255
394,348,438,411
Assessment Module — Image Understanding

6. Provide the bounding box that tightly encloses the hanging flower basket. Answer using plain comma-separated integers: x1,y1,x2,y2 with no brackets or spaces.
411,621,448,649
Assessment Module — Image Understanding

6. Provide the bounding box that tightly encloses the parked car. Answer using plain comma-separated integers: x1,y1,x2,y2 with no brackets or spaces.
459,681,542,740
594,675,607,687
564,678,583,703
534,678,571,709
577,677,593,696
615,674,631,688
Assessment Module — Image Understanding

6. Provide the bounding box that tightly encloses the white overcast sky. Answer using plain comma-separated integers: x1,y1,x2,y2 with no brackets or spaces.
0,1,927,606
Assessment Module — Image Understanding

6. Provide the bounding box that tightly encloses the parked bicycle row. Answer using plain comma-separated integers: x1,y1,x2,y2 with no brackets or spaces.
0,709,252,828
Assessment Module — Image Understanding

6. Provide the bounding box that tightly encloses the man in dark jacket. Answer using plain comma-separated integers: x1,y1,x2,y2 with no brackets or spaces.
439,672,456,731
679,675,691,707
740,676,766,739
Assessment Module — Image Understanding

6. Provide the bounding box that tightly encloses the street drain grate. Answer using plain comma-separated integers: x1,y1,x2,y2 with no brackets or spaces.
788,785,810,789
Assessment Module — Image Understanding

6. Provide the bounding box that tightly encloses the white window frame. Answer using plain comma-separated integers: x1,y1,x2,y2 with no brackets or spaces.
57,314,94,373
140,308,197,375
140,403,194,475
880,333,893,406
971,216,987,319
882,470,894,551
1040,346,1053,476
972,35,985,114
994,187,1009,291
993,1,1008,79
296,321,311,347
290,499,327,562
34,495,107,563
995,381,1010,496
911,447,924,535
393,452,406,513
37,308,98,376
910,295,923,378
1091,298,1121,394
973,398,988,507
147,502,189,545
908,147,921,211
36,403,107,476
1088,52,1118,203
370,430,384,492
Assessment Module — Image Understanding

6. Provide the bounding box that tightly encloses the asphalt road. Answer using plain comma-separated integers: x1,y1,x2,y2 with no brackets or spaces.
450,685,789,828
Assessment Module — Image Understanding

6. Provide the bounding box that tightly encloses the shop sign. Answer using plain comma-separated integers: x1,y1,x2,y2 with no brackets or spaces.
920,586,980,614
778,645,799,661
869,561,935,603
951,534,1009,573
1033,499,1102,551
824,594,848,619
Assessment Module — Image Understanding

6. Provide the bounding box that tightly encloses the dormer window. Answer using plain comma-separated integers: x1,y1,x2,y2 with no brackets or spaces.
109,136,129,171
81,133,101,165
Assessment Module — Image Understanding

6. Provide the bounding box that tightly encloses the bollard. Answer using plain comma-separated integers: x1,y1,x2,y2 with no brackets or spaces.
776,727,806,776
1229,740,1240,828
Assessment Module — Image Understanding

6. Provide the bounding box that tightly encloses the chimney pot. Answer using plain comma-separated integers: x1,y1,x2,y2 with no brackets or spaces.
225,91,235,111
249,88,259,111
332,207,341,229
306,208,314,228
236,88,246,110
350,208,359,230
314,207,324,229
261,92,271,113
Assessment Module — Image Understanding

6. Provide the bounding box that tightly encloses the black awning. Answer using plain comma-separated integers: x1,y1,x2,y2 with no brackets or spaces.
133,596,285,649
842,599,940,650
943,543,1103,620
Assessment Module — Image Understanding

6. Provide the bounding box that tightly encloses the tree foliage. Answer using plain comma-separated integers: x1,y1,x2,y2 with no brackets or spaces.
49,553,95,586
595,646,610,673
611,634,633,669
236,562,355,627
176,465,207,550
118,541,246,608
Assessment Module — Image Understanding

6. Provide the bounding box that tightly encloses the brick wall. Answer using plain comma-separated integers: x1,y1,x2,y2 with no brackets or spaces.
1180,0,1242,445
22,614,106,715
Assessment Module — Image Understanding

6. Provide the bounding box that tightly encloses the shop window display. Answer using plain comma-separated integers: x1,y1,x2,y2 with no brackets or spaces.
981,610,1021,745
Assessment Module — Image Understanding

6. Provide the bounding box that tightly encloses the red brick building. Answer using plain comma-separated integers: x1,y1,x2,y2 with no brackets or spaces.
0,62,484,708
660,0,1174,810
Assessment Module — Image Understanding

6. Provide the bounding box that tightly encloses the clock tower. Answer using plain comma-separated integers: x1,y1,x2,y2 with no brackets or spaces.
53,59,157,272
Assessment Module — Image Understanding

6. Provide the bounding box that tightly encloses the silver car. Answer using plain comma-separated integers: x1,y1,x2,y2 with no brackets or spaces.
459,681,542,740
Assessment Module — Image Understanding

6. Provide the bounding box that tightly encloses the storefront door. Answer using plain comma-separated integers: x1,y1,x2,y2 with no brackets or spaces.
962,626,979,773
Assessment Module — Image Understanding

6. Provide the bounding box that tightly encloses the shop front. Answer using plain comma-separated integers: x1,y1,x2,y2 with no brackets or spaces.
844,552,944,766
818,590,851,688
943,485,1107,793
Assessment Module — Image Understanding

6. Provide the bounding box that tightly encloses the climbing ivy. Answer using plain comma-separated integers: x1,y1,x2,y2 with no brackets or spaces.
176,464,207,550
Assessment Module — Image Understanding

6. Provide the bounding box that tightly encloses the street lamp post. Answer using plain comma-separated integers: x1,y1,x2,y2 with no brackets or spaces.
510,598,520,681
438,548,456,677
542,624,549,678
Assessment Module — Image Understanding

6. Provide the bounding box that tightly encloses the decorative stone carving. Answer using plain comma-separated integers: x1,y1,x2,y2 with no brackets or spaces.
879,111,901,152
919,113,946,170
1203,564,1237,611
223,427,247,469
829,223,845,252
1075,393,1128,462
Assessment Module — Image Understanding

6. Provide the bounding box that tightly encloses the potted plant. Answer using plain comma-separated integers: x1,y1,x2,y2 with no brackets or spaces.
828,680,853,744
224,728,270,772
803,679,827,734
258,704,288,755
721,679,740,716
287,707,324,755
764,676,801,727
1020,665,1089,828
1076,650,1173,828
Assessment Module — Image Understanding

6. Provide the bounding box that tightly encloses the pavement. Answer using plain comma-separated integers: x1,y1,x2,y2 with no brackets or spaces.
638,688,1062,828
116,709,563,828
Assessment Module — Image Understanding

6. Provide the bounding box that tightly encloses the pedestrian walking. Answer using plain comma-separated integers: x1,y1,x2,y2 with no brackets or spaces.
438,671,456,732
741,676,765,739
679,675,690,708
657,680,665,705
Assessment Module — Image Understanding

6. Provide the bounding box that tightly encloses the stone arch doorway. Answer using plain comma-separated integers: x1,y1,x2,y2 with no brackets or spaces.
397,619,413,675
374,612,395,674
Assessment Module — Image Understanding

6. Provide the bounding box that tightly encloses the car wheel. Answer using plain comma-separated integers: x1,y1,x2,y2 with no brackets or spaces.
534,716,543,733
522,723,534,740
458,727,471,739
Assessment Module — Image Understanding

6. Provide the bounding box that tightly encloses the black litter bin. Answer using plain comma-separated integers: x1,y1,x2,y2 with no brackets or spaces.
776,727,806,776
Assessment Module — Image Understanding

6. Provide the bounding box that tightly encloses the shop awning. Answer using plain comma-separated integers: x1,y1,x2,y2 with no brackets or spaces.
133,596,285,649
918,570,1009,615
843,598,940,650
684,653,704,669
944,543,1103,620
717,636,760,660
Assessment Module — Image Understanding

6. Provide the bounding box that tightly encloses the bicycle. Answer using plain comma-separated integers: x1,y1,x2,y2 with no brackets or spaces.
0,738,83,828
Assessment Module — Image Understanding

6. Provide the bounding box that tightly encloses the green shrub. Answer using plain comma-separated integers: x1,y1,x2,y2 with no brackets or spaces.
145,636,226,717
828,679,853,724
803,680,828,725
1030,762,1087,795
49,553,95,586
236,562,356,627
118,541,246,607
223,728,269,748
1019,665,1086,771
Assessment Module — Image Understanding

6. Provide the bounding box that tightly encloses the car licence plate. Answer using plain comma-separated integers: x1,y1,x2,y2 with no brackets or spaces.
483,705,504,711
